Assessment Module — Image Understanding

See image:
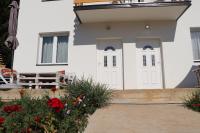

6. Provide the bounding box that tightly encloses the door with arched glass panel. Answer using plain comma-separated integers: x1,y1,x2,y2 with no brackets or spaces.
136,39,163,89
97,40,123,90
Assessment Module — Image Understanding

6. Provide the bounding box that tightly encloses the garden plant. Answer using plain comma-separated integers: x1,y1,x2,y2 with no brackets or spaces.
184,89,200,112
0,79,112,133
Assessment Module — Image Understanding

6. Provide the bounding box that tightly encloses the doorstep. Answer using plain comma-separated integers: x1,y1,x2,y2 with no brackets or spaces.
111,88,200,104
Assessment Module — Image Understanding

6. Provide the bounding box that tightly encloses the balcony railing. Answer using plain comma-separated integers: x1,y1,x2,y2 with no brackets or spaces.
74,0,191,23
74,0,190,6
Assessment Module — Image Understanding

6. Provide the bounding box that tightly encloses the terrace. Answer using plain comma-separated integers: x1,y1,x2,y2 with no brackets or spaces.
74,0,191,23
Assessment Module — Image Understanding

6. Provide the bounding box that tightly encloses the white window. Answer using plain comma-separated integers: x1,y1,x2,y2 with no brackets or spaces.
190,29,200,61
38,33,69,65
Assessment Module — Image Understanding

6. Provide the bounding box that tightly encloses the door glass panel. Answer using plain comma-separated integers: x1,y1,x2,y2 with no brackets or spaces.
104,56,107,67
113,56,116,67
143,55,147,66
151,55,155,66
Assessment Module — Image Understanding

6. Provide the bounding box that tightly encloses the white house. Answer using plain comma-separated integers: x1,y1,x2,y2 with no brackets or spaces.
14,0,200,90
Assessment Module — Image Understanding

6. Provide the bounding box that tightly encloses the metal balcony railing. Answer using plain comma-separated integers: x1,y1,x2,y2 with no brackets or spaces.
74,0,190,6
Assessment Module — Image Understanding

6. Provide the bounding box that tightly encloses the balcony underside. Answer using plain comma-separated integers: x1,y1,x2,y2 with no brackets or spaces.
74,1,191,23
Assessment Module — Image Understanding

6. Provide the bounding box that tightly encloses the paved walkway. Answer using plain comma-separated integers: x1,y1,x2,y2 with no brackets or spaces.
85,104,200,133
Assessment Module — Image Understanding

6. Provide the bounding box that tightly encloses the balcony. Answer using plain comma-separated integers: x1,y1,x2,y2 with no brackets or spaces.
74,0,191,23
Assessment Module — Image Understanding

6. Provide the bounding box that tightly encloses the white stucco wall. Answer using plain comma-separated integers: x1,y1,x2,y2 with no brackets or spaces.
15,0,200,89
14,0,75,73
73,21,177,89
163,0,200,88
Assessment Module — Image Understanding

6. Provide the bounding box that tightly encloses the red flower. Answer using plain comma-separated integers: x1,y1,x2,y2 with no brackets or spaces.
34,116,41,123
3,105,22,113
48,98,64,112
51,87,57,93
192,103,200,107
21,128,31,133
0,117,5,125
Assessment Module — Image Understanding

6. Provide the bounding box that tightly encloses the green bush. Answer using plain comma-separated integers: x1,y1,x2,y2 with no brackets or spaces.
0,79,112,133
66,78,112,114
0,98,3,108
184,89,200,112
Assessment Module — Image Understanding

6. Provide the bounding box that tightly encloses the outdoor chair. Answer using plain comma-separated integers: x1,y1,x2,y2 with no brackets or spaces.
0,67,17,87
63,73,76,84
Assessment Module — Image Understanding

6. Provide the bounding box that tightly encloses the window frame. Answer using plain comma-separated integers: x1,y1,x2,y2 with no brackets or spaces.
190,28,200,62
41,0,62,2
37,32,69,66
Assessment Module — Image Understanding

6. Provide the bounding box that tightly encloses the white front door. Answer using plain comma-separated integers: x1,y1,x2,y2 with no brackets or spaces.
97,40,123,90
136,39,163,89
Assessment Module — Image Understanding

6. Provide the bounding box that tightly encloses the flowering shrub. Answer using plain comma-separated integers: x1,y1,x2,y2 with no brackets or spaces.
184,89,200,112
51,87,57,93
0,79,112,133
47,98,64,112
191,103,200,107
66,78,112,114
0,117,5,125
19,89,25,98
3,104,22,113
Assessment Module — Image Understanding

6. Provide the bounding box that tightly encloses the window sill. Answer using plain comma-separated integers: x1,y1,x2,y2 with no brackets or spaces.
36,63,68,66
41,0,61,2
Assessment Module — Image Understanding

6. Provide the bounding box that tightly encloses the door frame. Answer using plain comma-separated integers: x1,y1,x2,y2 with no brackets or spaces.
136,38,164,89
96,38,124,90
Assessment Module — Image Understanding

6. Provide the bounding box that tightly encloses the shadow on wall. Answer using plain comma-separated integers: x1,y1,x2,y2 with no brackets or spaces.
73,20,177,45
176,65,198,88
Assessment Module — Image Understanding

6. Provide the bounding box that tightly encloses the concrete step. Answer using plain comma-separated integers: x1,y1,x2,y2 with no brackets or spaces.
111,88,200,104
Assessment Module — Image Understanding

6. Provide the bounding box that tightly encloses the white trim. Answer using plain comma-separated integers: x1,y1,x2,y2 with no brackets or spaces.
96,39,123,90
120,42,124,89
136,38,163,89
36,63,68,65
37,36,43,65
37,32,69,65
39,31,69,36
160,43,165,89
52,36,57,63
190,29,200,61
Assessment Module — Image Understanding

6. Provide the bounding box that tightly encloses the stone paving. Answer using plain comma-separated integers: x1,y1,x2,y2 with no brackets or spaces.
85,104,200,133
